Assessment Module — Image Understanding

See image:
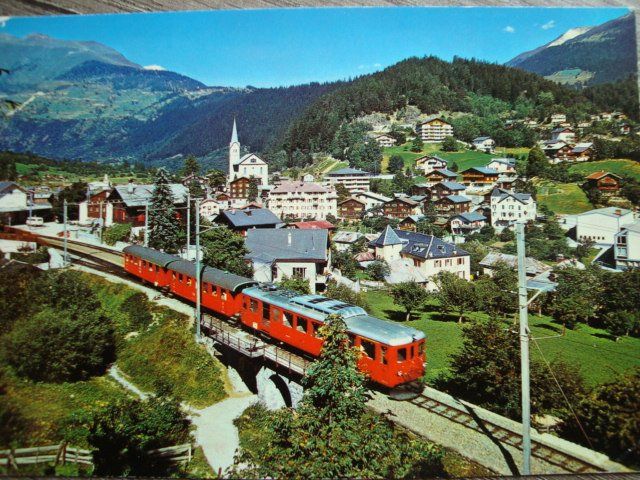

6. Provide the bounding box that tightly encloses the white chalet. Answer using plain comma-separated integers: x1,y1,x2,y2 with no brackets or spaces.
614,220,640,270
550,127,576,143
490,188,537,230
416,117,454,142
324,167,372,193
353,190,391,211
550,113,567,124
373,134,397,148
472,136,495,153
415,155,448,174
575,207,636,245
199,198,222,219
486,158,517,177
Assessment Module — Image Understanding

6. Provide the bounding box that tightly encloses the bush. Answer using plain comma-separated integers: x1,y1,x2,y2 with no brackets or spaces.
365,260,390,281
103,223,132,246
2,307,115,382
325,280,369,309
119,292,154,331
278,275,311,294
12,246,50,264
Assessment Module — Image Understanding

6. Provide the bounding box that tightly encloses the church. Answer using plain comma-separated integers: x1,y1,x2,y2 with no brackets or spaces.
228,118,269,187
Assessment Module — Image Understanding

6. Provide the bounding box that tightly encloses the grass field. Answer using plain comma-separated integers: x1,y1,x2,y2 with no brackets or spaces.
382,142,495,173
363,289,640,387
568,159,640,182
15,162,153,187
536,180,592,215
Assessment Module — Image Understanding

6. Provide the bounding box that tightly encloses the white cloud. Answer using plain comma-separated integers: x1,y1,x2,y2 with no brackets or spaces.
373,63,382,68
0,16,11,28
502,25,515,33
541,20,556,30
357,64,366,70
143,64,166,71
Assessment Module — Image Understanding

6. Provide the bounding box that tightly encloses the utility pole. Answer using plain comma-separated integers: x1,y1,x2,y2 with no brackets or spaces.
516,221,531,475
144,202,149,247
186,191,191,258
63,199,68,266
195,198,201,340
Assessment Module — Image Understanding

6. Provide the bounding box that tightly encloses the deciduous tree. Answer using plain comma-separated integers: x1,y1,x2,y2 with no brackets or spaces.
201,226,253,277
391,282,429,321
435,271,476,323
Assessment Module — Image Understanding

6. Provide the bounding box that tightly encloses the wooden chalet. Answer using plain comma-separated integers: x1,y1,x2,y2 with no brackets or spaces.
338,197,366,221
399,215,425,232
383,197,421,219
434,195,471,215
229,176,252,199
584,171,622,194
423,168,458,186
460,167,499,188
430,181,466,201
410,184,432,197
86,189,111,222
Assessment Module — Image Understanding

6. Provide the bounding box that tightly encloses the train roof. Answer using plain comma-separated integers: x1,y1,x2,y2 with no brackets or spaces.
123,245,180,268
168,259,257,293
243,286,425,346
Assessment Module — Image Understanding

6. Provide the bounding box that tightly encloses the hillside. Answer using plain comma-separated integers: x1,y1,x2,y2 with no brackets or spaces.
506,13,637,86
0,33,338,166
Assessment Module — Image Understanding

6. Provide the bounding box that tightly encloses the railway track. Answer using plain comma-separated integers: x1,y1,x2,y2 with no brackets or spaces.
30,234,624,475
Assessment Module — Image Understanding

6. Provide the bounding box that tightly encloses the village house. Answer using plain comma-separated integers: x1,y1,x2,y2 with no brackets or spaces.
614,220,640,270
371,226,471,289
411,184,432,197
80,188,112,226
289,220,335,232
0,182,53,226
584,171,622,194
550,127,576,143
472,136,495,153
550,144,575,163
429,181,467,200
215,207,283,236
415,155,448,174
323,167,372,193
98,181,188,227
382,197,421,219
229,176,252,201
399,214,426,232
479,251,550,278
245,228,330,294
199,198,222,220
423,168,459,187
337,197,367,221
571,143,595,162
550,113,567,124
575,207,636,245
449,211,487,235
542,140,568,160
228,119,269,187
486,158,517,176
460,167,500,190
332,230,365,252
373,134,397,148
267,181,338,221
416,117,454,142
490,188,537,230
353,190,391,211
434,195,472,215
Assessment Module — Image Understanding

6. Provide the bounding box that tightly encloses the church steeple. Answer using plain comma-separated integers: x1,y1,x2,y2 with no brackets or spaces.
231,117,238,144
228,117,241,182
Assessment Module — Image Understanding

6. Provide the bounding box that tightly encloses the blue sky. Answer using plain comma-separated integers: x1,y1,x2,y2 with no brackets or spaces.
0,7,630,88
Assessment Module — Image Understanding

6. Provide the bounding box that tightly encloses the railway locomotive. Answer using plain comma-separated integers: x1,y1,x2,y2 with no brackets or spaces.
123,245,426,388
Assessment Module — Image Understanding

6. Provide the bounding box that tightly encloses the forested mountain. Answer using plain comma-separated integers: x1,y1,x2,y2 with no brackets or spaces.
282,56,599,156
506,13,636,86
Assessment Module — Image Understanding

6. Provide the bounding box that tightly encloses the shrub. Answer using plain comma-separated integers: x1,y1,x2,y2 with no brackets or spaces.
103,223,132,246
119,292,154,331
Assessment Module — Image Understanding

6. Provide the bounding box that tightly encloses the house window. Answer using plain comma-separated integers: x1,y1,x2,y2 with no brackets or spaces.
293,267,306,278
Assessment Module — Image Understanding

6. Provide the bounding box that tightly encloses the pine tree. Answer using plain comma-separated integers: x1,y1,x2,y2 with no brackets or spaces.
182,155,200,178
148,168,182,253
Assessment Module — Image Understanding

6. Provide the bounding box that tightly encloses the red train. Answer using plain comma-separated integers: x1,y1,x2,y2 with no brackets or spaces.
123,245,426,388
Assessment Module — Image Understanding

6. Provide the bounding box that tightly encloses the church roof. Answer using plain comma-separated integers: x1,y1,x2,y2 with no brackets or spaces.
231,118,238,144
370,225,403,247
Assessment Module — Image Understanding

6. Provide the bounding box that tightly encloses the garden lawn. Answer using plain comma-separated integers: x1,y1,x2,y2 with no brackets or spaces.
382,142,494,173
363,289,640,387
568,159,640,182
536,180,592,215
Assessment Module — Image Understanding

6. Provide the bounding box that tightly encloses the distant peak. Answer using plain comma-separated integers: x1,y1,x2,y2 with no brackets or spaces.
547,26,593,47
143,65,166,71
26,33,52,40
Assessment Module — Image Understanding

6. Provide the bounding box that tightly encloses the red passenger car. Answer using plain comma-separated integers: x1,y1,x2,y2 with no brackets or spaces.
123,245,180,287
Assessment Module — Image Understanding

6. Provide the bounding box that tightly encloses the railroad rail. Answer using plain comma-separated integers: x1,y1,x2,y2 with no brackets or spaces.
16,231,628,476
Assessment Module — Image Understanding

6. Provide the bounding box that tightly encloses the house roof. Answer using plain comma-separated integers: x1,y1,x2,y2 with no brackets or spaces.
327,167,372,176
437,181,466,191
354,191,391,202
333,231,364,244
270,181,332,194
425,168,458,178
338,196,366,206
417,116,451,127
416,155,447,164
491,188,532,203
479,252,551,275
473,136,492,142
0,181,25,195
387,196,419,206
572,142,593,154
620,220,640,234
488,158,516,166
290,220,335,230
585,171,621,181
217,208,282,228
386,258,428,284
245,229,328,263
462,167,499,176
113,183,187,207
238,153,267,165
442,194,471,204
372,228,469,259
451,211,487,223
402,214,426,223
577,207,633,218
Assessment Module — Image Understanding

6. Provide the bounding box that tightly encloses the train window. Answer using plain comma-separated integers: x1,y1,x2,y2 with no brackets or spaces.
296,317,308,333
187,277,192,286
178,274,183,282
263,303,270,320
149,264,153,271
361,339,375,359
397,348,407,362
250,299,259,313
283,312,293,328
212,287,218,297
310,321,319,337
272,308,282,322
221,291,227,300
380,346,388,365
202,284,208,294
